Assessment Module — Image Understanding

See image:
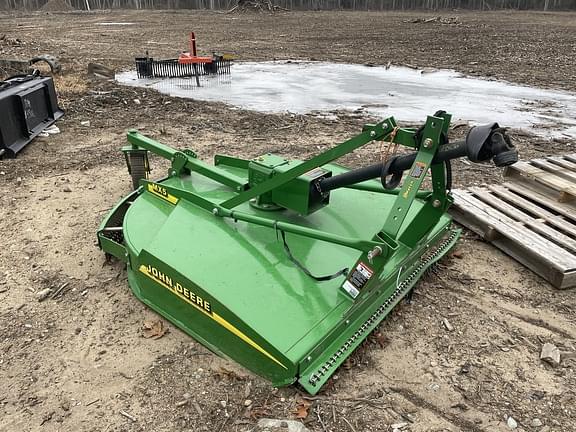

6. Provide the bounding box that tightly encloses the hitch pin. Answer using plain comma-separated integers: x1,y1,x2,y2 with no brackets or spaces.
367,246,382,264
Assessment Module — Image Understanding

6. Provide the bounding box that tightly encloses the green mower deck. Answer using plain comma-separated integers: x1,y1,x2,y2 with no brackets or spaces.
98,112,516,394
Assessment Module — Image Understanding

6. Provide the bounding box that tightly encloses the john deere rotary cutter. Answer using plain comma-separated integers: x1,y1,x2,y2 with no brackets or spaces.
98,111,516,394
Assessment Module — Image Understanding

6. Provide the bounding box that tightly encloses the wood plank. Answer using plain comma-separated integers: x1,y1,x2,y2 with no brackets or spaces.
451,153,576,289
529,220,576,254
563,271,576,289
469,188,576,255
548,156,576,173
504,182,576,223
488,184,557,220
471,187,535,222
504,161,576,203
452,191,576,268
531,159,576,183
450,193,575,288
488,185,576,239
511,161,576,189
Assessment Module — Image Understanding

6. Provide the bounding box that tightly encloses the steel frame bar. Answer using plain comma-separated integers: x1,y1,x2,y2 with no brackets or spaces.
125,113,453,255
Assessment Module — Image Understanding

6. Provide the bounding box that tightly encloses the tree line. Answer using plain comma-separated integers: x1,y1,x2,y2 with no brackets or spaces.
3,0,575,10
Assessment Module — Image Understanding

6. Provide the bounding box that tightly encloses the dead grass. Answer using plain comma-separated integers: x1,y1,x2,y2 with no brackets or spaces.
54,73,88,97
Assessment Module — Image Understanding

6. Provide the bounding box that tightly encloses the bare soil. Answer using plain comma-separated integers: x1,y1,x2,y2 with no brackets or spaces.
0,9,575,432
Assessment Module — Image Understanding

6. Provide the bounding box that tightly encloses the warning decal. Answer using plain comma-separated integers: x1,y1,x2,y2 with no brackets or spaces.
409,162,427,178
341,262,374,299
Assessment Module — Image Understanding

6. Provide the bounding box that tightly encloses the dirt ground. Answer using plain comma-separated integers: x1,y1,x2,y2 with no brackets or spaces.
0,9,575,432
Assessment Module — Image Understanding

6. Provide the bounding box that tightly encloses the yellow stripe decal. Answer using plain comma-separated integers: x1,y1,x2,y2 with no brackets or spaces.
138,265,288,370
147,183,179,205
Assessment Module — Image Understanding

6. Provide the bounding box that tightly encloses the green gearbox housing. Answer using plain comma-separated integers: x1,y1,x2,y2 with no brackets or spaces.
248,154,331,214
97,111,516,394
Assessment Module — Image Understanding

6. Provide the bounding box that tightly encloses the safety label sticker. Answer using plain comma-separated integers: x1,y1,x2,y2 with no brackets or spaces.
342,262,373,299
409,161,427,178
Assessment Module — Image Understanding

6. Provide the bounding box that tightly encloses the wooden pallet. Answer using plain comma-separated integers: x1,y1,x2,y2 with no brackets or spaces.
503,154,576,203
450,175,576,289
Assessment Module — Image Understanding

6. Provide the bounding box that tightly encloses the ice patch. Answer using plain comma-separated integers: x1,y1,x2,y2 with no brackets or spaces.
97,22,135,26
116,61,576,138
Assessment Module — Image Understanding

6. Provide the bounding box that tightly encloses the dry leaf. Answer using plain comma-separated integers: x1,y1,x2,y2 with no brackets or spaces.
215,366,246,382
216,366,238,378
142,319,168,339
293,399,312,419
244,405,271,419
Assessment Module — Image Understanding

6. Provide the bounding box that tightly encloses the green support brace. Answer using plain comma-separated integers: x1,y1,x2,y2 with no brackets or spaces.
220,120,394,210
127,130,249,192
381,115,445,241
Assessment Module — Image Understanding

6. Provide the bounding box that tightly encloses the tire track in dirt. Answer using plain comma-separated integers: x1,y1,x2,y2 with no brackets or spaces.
445,286,576,341
390,387,488,432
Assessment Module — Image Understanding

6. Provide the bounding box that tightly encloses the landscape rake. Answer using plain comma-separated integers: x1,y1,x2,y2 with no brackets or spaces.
135,32,232,85
98,111,517,394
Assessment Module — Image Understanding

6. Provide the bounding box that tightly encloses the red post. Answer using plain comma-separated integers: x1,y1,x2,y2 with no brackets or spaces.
190,32,197,57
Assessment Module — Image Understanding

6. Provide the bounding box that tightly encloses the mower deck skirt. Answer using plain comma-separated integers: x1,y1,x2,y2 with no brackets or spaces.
101,168,458,393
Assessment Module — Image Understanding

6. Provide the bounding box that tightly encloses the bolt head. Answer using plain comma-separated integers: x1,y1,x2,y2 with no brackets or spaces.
423,138,433,148
212,208,219,215
432,199,442,208
370,130,376,137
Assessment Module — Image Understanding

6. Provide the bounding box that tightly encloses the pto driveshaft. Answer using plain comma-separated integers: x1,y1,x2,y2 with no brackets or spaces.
318,124,516,192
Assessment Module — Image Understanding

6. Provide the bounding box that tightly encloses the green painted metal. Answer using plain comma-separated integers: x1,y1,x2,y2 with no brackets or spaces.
127,130,248,191
220,120,392,210
246,155,331,215
98,114,464,394
382,114,444,240
214,154,250,169
138,178,395,254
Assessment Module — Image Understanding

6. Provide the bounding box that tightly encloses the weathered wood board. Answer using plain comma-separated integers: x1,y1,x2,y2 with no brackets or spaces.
451,155,576,289
503,154,576,203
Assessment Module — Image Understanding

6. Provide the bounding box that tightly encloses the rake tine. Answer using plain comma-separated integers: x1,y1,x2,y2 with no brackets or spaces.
134,54,231,79
193,64,200,87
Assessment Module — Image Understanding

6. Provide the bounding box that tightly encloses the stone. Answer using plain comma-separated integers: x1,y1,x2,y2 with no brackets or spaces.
442,317,454,332
532,418,543,427
256,418,310,432
36,288,52,301
540,343,561,367
507,416,518,429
